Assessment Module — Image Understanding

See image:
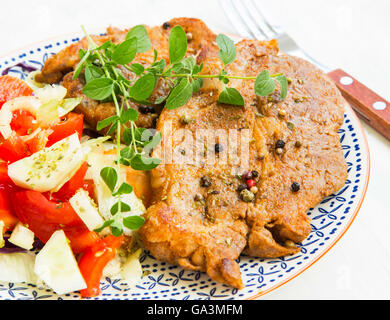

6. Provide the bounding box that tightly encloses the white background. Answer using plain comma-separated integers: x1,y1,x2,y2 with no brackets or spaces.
1,0,389,300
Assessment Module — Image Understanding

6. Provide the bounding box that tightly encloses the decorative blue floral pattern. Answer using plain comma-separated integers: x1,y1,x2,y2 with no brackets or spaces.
0,35,369,300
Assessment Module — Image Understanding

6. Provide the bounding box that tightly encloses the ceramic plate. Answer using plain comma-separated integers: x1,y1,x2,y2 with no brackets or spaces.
0,32,370,300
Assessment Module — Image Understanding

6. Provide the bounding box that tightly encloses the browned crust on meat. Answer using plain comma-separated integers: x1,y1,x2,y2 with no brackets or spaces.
139,38,348,288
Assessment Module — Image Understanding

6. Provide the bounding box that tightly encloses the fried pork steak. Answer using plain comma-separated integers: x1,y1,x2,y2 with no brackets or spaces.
36,18,348,289
36,18,218,130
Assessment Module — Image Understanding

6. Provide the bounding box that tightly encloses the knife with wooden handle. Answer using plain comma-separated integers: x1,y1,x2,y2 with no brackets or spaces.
327,69,389,140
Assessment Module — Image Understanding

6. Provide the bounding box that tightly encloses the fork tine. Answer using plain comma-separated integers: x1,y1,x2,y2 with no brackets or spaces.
244,0,279,38
220,0,254,39
229,0,268,39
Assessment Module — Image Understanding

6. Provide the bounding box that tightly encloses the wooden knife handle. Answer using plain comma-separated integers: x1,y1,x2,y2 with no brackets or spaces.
327,68,390,140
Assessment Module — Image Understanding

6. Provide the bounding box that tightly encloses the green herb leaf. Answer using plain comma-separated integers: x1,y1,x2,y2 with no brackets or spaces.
154,95,167,104
148,59,166,75
112,37,138,65
192,78,203,93
120,108,138,124
123,215,145,230
165,77,193,109
83,77,114,100
113,182,133,196
168,26,187,64
120,146,135,160
106,123,117,136
130,63,145,75
254,70,275,97
130,154,161,171
122,128,134,145
218,87,245,106
110,223,124,237
192,62,203,75
110,201,131,215
133,127,148,143
216,34,236,65
126,25,151,53
275,74,288,100
96,115,119,131
84,64,104,83
100,167,118,192
180,56,196,73
129,73,156,101
94,219,114,232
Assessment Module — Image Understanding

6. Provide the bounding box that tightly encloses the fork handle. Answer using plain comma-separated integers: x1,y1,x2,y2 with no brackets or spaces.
327,69,390,140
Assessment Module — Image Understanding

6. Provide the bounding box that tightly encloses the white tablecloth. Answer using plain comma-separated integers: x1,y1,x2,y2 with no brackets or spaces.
1,0,389,300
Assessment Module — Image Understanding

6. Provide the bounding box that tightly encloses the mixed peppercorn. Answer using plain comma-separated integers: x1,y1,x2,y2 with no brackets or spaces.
237,170,259,202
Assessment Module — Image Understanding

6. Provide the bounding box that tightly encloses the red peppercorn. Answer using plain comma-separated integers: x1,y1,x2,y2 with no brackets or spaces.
246,179,256,188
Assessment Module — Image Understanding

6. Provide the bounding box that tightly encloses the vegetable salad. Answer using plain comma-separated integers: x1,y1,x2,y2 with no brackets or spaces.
0,74,144,297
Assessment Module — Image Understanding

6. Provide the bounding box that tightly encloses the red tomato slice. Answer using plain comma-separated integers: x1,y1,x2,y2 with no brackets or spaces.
10,110,39,136
10,190,83,242
0,134,30,163
46,113,83,147
0,75,33,109
64,226,100,254
0,186,19,231
0,162,12,184
52,162,89,201
79,235,123,297
10,190,100,252
82,179,96,201
23,129,49,155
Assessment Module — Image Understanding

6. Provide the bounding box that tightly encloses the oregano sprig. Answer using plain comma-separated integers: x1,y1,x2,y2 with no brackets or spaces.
73,24,289,237
75,25,160,236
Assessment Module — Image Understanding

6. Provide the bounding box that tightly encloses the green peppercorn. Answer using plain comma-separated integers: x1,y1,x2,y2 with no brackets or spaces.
240,189,255,202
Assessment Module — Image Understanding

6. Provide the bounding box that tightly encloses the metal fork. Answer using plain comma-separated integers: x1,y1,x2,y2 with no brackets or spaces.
220,0,329,71
219,0,390,141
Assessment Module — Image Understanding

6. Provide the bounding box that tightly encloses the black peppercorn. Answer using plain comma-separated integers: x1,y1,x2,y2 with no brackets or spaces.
214,143,223,153
251,170,259,178
291,182,300,192
275,140,286,149
162,22,171,29
139,105,155,114
200,176,212,188
152,116,158,128
237,184,248,192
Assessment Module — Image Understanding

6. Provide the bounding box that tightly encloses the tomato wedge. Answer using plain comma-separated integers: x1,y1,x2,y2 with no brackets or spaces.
79,235,123,298
10,190,83,242
10,110,38,136
10,190,100,252
46,113,83,147
82,179,96,201
0,75,33,109
0,134,31,163
0,186,19,231
52,162,89,201
64,226,100,254
0,162,12,184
